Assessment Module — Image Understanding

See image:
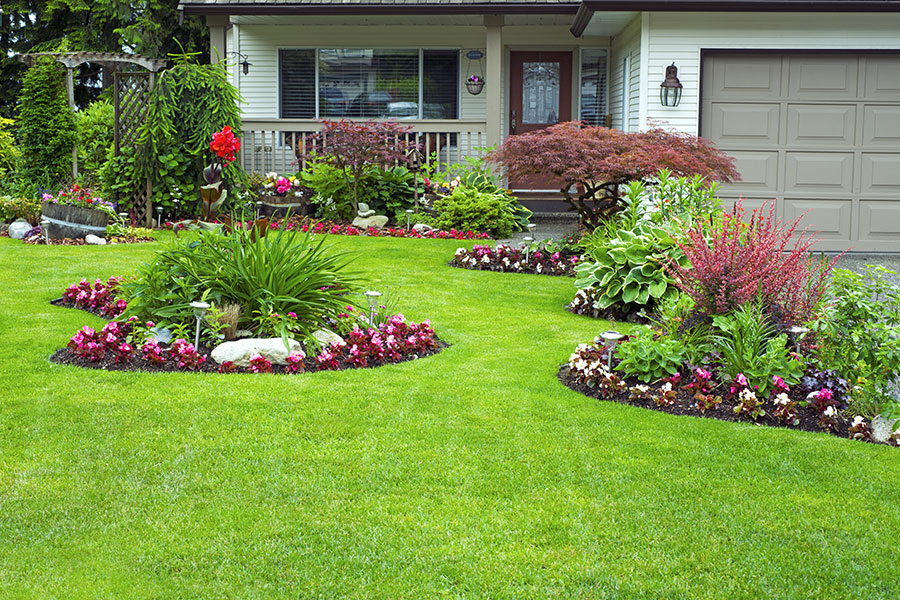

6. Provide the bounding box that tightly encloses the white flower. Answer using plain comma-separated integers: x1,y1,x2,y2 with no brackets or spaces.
851,415,865,427
536,264,543,273
739,388,757,403
824,406,837,417
661,382,673,393
455,247,466,256
481,255,490,264
634,384,649,394
502,257,510,266
774,393,790,406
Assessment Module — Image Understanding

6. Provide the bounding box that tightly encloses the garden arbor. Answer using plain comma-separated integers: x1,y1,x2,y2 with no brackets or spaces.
17,52,166,226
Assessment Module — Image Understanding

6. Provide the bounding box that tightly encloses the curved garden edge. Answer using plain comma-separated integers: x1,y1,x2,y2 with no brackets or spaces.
557,365,896,447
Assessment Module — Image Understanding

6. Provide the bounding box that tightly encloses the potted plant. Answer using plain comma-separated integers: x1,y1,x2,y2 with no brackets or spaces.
40,185,114,239
465,75,485,95
257,172,313,218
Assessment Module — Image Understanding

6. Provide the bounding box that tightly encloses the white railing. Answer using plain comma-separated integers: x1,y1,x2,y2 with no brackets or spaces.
240,119,489,175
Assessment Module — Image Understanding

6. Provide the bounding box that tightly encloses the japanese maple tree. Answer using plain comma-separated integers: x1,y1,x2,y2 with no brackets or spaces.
488,122,739,230
306,119,414,215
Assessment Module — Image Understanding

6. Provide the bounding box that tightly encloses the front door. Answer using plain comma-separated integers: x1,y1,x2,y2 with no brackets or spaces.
509,51,573,191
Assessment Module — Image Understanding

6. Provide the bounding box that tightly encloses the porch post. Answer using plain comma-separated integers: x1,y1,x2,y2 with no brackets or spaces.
484,14,504,149
207,15,229,64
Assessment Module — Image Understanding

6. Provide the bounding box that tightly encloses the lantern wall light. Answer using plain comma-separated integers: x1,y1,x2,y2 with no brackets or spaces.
659,62,683,107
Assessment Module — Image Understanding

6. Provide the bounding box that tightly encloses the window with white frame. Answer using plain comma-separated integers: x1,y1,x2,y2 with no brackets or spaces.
280,49,460,120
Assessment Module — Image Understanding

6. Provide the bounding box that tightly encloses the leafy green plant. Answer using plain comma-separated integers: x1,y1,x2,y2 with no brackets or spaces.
574,222,687,313
647,293,712,365
712,303,804,396
810,266,900,417
17,56,75,185
301,158,354,220
359,165,416,222
119,225,361,344
75,100,114,186
0,116,19,176
427,186,521,238
0,195,40,223
615,327,685,383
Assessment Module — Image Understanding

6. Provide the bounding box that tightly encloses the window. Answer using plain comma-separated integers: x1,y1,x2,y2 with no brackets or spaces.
579,49,608,127
280,49,460,120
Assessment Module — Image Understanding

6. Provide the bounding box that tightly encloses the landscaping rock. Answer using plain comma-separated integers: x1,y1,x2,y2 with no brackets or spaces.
352,214,389,229
8,219,33,239
85,234,107,245
356,202,376,218
148,327,172,345
413,223,435,234
234,329,254,339
210,337,301,367
871,415,899,443
312,328,344,348
0,223,9,235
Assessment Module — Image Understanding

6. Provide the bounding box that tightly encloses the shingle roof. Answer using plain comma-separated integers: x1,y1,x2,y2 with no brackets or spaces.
180,0,581,15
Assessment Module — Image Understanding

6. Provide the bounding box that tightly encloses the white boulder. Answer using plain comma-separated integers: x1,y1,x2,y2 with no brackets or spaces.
8,219,33,240
210,337,301,367
871,415,899,443
352,215,389,229
85,234,107,245
311,329,344,348
413,223,435,234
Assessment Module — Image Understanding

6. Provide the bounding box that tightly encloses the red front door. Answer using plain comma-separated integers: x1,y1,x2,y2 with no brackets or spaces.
509,51,573,191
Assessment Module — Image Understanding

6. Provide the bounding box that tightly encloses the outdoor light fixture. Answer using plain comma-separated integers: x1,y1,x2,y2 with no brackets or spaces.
228,52,252,75
40,217,50,245
660,63,683,107
788,326,810,354
118,212,129,226
599,330,624,370
405,209,415,230
526,223,536,234
406,146,425,210
190,301,211,349
364,290,382,326
523,236,534,262
156,205,164,228
256,200,263,219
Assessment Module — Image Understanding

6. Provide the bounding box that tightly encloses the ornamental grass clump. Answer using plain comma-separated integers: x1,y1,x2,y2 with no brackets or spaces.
665,200,837,326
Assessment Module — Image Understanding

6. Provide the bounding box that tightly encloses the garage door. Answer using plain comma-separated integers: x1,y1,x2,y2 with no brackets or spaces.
701,52,900,252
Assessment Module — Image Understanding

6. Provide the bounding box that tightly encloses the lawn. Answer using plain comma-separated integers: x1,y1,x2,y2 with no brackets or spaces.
1,233,898,599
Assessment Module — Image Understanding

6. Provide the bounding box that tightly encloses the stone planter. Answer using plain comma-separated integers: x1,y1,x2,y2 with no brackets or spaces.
258,194,312,219
41,200,108,240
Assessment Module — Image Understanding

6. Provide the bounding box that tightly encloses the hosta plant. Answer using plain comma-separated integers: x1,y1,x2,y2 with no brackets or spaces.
574,222,687,314
614,327,685,383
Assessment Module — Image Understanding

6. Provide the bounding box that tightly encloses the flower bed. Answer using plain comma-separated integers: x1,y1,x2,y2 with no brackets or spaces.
567,288,651,324
167,217,490,240
51,279,444,375
449,244,581,276
560,340,898,446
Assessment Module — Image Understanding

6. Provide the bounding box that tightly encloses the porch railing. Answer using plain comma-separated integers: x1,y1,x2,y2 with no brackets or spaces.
240,119,489,175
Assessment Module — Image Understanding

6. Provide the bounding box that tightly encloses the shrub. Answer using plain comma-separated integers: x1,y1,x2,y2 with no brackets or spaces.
301,159,354,220
0,117,19,175
17,56,76,185
359,165,416,222
0,196,40,223
428,186,521,238
811,266,900,418
133,53,243,215
488,122,738,230
665,200,836,326
615,327,685,383
118,225,360,341
574,222,687,314
75,100,114,185
306,119,413,215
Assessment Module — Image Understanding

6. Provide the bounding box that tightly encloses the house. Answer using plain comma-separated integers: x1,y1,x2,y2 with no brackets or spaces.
178,0,900,251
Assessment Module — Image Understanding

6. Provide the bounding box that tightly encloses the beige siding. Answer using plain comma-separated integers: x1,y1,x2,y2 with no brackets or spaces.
644,11,900,135
609,15,640,131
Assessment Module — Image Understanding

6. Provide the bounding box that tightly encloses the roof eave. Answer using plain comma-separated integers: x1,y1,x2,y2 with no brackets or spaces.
180,3,581,16
580,0,900,11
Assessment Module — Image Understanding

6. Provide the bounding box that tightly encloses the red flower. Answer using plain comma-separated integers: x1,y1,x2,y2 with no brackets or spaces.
210,126,241,163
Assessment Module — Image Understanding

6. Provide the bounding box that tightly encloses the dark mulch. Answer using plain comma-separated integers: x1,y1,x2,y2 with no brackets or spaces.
558,365,858,440
565,303,651,324
50,340,447,375
23,235,155,245
447,261,576,278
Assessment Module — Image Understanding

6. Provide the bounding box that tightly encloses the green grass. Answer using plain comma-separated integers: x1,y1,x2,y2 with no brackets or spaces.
1,233,899,599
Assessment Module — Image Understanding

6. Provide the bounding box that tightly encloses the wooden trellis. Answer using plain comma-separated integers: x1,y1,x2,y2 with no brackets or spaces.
17,52,165,228
114,71,154,227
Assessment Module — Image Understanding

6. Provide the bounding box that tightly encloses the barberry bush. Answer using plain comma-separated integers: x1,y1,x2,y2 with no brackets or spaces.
664,200,837,326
